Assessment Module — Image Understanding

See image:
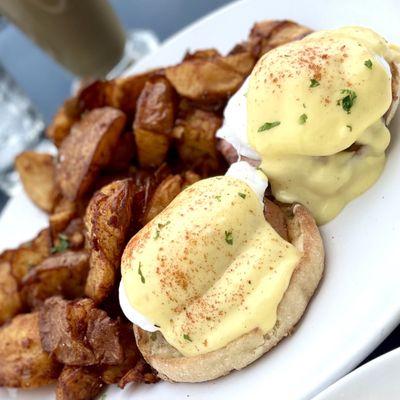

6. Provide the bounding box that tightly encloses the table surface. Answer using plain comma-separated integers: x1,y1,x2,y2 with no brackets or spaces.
0,0,398,376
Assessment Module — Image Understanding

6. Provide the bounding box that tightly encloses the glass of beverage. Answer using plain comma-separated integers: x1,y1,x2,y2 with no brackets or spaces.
0,0,158,78
0,0,159,196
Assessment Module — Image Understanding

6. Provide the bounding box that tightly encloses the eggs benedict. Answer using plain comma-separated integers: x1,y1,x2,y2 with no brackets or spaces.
218,26,400,224
120,162,324,382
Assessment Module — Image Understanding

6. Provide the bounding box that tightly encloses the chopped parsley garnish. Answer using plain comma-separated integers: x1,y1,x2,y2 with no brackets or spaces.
157,221,170,229
215,195,222,202
154,230,160,240
302,103,306,108
299,113,308,124
258,121,280,132
364,59,373,69
310,79,320,88
154,324,161,328
225,230,233,245
138,262,145,284
346,125,353,131
337,89,357,114
183,334,192,342
51,234,69,254
238,192,246,199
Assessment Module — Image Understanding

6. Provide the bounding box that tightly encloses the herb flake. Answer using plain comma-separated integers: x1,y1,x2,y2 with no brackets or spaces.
183,334,192,342
154,230,160,240
138,262,145,284
238,192,246,199
310,79,320,88
364,59,373,69
258,121,280,132
215,195,222,202
157,221,170,229
225,230,233,245
299,113,308,124
51,234,69,254
346,125,353,131
337,89,357,114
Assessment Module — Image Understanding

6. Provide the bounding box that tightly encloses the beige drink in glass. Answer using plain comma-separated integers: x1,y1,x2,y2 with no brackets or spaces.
0,0,126,78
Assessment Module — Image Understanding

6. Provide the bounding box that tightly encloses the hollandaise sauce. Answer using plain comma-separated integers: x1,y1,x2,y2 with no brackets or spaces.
121,176,300,356
247,27,399,224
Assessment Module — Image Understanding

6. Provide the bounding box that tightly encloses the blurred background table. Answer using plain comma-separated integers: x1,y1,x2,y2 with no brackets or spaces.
0,0,398,368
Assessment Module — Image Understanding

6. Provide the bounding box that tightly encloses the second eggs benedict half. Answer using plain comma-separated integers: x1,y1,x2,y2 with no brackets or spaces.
218,26,400,224
120,162,324,381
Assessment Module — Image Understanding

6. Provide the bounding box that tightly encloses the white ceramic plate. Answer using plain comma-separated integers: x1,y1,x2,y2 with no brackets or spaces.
313,348,400,400
1,0,400,399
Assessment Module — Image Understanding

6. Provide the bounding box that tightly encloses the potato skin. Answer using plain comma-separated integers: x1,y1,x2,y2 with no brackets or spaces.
56,107,126,201
15,151,60,213
134,77,176,167
0,262,22,326
21,250,89,309
84,179,135,303
56,366,104,400
0,313,61,388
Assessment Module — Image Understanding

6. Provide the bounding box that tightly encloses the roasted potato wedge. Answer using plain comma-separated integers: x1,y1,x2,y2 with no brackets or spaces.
0,313,61,388
84,179,134,303
0,262,22,326
77,80,116,112
46,98,80,147
165,57,245,102
9,228,52,283
56,107,126,201
248,19,312,57
39,297,123,366
134,77,176,167
143,171,200,223
106,130,135,172
100,322,158,387
143,174,183,223
112,69,161,116
21,250,89,309
173,108,222,173
56,366,104,400
15,151,60,213
50,198,78,238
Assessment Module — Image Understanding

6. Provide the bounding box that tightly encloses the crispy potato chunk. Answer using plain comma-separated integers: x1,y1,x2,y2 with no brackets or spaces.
0,262,22,325
173,108,222,172
77,81,115,112
0,313,61,388
56,107,126,201
143,172,200,224
144,174,183,223
46,98,80,147
50,198,77,238
56,366,104,400
85,179,134,302
39,297,123,366
21,250,89,309
134,77,176,167
100,322,158,387
15,151,60,213
112,69,160,116
106,130,135,172
248,20,312,57
84,179,134,303
9,228,52,282
165,52,252,101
